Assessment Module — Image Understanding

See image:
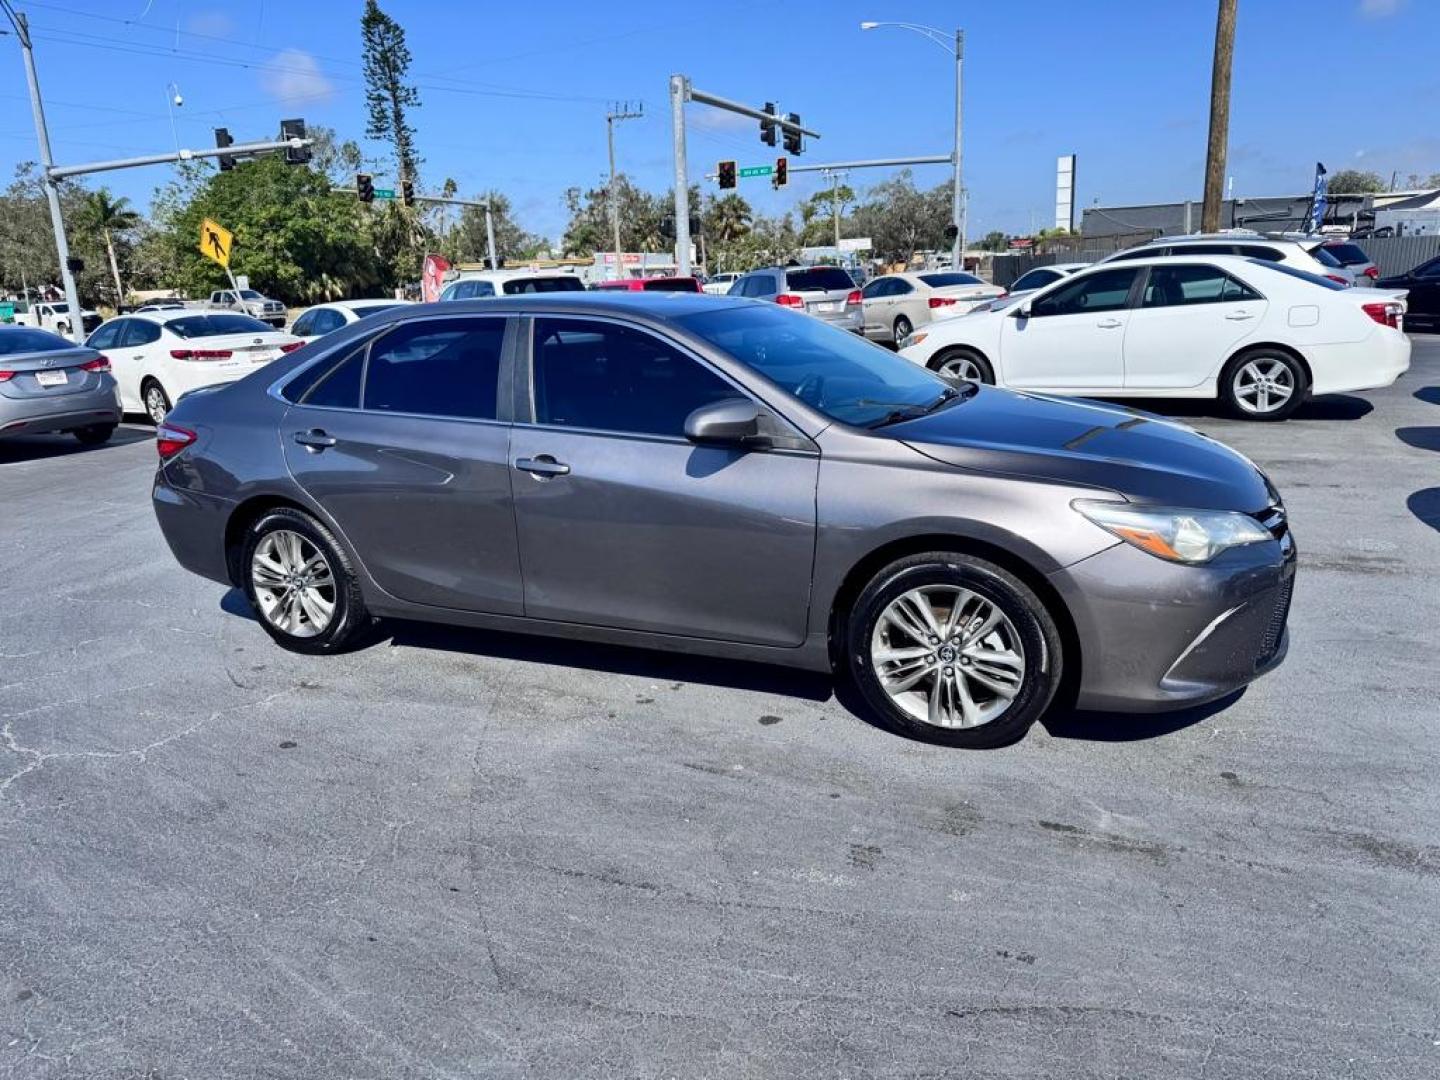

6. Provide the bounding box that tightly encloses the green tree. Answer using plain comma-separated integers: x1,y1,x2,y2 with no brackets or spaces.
849,170,952,264
797,183,855,247
1327,169,1385,195
77,189,140,306
561,175,668,256
361,0,421,186
979,230,1009,252
451,192,546,265
0,164,110,305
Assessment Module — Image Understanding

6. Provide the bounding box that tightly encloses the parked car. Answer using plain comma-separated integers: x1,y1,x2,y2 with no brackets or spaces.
207,289,287,327
859,272,1005,345
133,302,189,313
898,255,1409,421
1316,239,1380,284
727,266,864,333
12,300,102,337
86,311,302,424
701,272,741,296
151,292,1294,749
1100,234,1355,285
0,326,120,444
439,269,586,299
1005,263,1088,299
591,276,704,293
1376,254,1440,332
289,299,412,344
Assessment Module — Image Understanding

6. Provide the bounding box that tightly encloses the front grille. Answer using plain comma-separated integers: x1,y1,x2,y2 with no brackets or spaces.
1257,575,1293,664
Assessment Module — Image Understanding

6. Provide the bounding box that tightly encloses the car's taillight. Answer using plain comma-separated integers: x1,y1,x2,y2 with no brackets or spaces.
1361,301,1403,329
1323,274,1348,286
279,341,305,353
170,349,233,360
0,370,14,382
1363,266,1379,279
845,289,863,306
775,293,806,308
80,355,110,373
928,296,959,309
156,422,197,459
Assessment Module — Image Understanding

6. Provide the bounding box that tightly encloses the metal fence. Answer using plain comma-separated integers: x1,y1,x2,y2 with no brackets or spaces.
1359,235,1440,277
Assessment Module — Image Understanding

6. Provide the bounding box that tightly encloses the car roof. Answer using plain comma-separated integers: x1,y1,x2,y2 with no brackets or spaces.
412,291,740,322
449,268,582,283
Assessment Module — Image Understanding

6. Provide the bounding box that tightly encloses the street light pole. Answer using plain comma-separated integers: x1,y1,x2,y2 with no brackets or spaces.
669,75,691,277
6,6,84,341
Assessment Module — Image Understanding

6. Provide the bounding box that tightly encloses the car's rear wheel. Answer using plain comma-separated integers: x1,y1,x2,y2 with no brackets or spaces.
1220,348,1306,421
845,552,1062,748
241,507,371,654
73,423,115,446
930,347,994,385
141,380,171,425
893,315,914,343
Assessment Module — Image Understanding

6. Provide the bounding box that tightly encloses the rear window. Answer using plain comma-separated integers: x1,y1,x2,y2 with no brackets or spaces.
1322,243,1370,266
164,314,274,338
785,267,856,292
917,272,984,288
1309,246,1342,268
501,276,585,295
350,303,403,319
642,278,701,292
0,327,71,355
1247,259,1345,290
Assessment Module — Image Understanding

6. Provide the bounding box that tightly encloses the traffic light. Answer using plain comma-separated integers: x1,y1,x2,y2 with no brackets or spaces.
718,160,737,190
660,217,676,240
280,118,310,164
773,157,788,189
401,179,415,207
760,102,778,147
214,128,235,172
783,113,802,155
356,173,375,204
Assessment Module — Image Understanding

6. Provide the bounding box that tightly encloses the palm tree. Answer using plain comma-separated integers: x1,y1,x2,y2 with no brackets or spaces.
706,194,753,245
78,190,140,308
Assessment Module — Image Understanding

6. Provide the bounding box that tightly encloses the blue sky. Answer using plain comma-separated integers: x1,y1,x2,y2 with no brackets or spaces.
2,0,1436,243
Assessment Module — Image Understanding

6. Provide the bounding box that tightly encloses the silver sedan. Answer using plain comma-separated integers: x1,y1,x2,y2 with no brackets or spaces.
0,326,121,444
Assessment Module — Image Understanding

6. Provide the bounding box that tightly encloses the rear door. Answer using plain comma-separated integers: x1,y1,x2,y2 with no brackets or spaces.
1000,267,1139,390
1122,263,1267,389
281,315,524,614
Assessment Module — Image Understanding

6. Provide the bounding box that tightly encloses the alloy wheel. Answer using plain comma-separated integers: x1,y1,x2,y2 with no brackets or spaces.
145,386,169,424
1232,358,1295,415
250,529,336,638
869,585,1025,729
939,355,984,382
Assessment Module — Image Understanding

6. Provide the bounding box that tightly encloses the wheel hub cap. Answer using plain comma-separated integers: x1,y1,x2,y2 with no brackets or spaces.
250,530,336,638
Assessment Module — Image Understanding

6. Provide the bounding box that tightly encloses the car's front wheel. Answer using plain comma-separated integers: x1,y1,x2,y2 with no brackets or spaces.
1220,348,1307,421
241,507,371,654
930,347,994,385
845,552,1063,748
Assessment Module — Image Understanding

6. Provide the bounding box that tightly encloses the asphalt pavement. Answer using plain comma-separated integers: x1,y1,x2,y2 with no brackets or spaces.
2,340,1438,1079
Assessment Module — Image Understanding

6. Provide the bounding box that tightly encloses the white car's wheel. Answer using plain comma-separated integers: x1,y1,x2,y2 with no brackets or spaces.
930,347,994,385
1221,349,1306,421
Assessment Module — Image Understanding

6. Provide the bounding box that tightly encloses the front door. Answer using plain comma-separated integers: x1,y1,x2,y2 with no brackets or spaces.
999,267,1139,390
281,315,524,614
1122,263,1267,389
509,316,819,647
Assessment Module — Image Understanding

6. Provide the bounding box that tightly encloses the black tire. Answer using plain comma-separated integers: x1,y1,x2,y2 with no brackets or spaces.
141,380,171,425
73,423,115,446
240,507,372,654
844,552,1063,749
1219,348,1307,422
929,346,995,385
893,315,914,343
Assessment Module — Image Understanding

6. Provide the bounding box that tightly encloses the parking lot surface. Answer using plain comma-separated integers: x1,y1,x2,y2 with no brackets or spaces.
3,341,1438,1079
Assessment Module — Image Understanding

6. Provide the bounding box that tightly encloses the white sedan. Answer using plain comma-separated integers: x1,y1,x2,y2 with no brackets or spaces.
898,254,1410,421
859,271,1005,344
288,299,412,343
85,311,302,423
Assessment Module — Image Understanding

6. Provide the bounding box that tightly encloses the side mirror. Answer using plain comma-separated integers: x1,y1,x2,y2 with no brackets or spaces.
684,398,769,448
1013,300,1033,318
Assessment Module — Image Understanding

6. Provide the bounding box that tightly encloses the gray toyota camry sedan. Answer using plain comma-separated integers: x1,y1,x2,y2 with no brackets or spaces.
152,293,1294,747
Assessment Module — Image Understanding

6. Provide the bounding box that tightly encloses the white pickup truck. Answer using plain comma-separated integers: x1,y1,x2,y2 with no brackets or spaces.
12,300,102,337
206,288,287,327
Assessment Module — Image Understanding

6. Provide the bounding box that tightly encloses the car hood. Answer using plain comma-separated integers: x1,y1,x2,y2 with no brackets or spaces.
889,386,1275,512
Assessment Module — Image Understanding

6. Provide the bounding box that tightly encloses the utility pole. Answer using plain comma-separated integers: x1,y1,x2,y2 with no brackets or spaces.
952,28,965,269
1201,0,1237,233
606,103,643,282
5,4,83,340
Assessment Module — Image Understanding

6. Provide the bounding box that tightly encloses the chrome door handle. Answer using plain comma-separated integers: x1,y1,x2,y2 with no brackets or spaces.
515,455,570,477
1225,310,1255,320
294,429,337,449
1096,318,1123,329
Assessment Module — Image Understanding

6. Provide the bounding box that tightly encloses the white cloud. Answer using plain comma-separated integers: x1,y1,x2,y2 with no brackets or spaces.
1359,0,1404,17
260,49,336,107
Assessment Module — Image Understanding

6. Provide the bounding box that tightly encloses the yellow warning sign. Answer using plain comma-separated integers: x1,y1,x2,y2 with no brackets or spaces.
198,218,233,267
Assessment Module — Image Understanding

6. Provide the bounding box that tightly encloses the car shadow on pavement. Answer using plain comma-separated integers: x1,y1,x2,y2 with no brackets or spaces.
1414,386,1440,406
0,426,151,464
1396,426,1440,452
1119,395,1374,423
1040,691,1244,742
1407,488,1440,533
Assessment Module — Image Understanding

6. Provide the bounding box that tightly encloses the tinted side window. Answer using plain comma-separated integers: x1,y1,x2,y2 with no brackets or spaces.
1107,249,1150,262
891,279,915,295
531,318,739,437
122,320,161,346
298,347,366,408
1178,243,1238,256
1031,268,1138,316
314,309,347,335
1239,245,1286,263
291,311,318,337
87,322,122,349
861,279,887,299
363,318,505,420
1142,265,1262,307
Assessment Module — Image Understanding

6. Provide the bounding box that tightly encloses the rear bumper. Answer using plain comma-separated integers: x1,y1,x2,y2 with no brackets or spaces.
1307,331,1410,395
152,477,236,586
0,385,121,438
1051,532,1296,713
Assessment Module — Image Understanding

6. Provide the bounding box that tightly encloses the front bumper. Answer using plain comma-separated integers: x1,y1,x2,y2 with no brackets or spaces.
1050,530,1296,713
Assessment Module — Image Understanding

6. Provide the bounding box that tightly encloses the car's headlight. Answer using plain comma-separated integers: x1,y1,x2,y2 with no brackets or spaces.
1072,500,1272,564
899,331,926,349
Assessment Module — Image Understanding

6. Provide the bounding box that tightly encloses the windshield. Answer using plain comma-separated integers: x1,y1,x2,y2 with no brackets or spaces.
0,327,72,355
164,314,275,338
918,272,985,288
1247,259,1345,291
502,276,585,294
238,290,265,300
677,304,953,428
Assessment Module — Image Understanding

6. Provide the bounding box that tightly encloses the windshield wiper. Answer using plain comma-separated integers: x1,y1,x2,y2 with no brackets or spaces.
867,386,965,429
